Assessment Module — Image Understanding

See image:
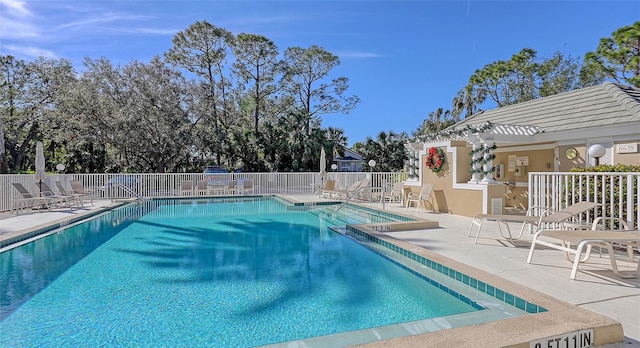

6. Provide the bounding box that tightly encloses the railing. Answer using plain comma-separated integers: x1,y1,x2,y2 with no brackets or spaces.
529,172,640,229
0,172,407,212
334,186,378,214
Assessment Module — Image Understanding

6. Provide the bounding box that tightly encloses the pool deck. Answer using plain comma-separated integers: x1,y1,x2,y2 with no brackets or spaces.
1,196,638,347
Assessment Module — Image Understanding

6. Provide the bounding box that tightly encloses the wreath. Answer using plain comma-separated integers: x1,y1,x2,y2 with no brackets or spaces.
426,147,446,173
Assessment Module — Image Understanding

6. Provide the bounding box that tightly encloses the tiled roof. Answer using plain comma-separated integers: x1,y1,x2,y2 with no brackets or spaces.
451,82,640,135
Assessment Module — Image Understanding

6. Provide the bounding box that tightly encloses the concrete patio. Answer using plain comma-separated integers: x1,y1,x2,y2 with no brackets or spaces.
1,196,638,347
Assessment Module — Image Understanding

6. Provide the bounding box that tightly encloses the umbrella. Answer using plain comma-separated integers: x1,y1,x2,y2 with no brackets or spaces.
34,141,46,197
319,147,327,182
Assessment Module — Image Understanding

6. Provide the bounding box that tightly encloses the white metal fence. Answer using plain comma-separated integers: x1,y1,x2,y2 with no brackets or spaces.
529,172,640,229
0,172,407,212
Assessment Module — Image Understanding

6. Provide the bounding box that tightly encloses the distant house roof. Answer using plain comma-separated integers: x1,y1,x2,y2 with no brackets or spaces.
442,82,640,144
334,148,364,161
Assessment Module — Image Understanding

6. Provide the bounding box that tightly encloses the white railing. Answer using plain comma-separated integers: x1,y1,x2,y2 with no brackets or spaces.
529,172,640,229
0,172,408,212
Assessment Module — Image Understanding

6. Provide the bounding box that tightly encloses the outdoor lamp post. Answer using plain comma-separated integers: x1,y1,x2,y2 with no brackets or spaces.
588,144,606,166
331,164,337,172
368,159,376,172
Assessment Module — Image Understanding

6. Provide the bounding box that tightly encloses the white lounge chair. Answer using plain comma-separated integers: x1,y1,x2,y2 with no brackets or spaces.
11,182,57,213
468,201,600,243
195,180,208,196
406,184,434,211
56,181,85,207
241,179,254,195
69,180,94,206
225,180,238,195
40,182,74,208
180,180,193,196
527,220,640,279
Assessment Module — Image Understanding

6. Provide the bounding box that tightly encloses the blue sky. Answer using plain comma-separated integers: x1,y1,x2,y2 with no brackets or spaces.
1,0,638,146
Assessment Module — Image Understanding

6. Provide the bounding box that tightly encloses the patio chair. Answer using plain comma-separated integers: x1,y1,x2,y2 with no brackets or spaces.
40,182,74,208
527,217,640,279
406,184,434,211
180,180,193,196
241,179,254,195
321,179,339,198
225,180,238,195
195,180,208,196
380,181,404,205
468,201,601,244
11,182,57,213
69,180,94,206
336,180,362,200
56,180,86,207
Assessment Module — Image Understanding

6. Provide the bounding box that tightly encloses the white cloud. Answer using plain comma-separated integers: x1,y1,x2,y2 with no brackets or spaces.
0,17,39,39
3,44,56,59
56,14,151,31
337,52,383,59
0,0,31,16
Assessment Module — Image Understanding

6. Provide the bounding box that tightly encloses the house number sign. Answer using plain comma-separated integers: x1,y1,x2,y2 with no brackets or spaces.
616,143,638,153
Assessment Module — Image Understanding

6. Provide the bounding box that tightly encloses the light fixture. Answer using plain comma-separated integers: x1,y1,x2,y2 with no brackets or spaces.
588,144,606,165
331,164,337,172
368,159,376,171
56,163,66,172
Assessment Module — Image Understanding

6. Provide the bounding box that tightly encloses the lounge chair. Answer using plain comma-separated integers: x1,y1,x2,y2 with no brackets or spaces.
380,181,404,205
40,182,74,208
527,218,640,279
11,183,57,213
321,179,339,198
406,184,434,211
195,180,208,196
180,180,193,196
337,180,363,200
69,180,94,206
241,179,254,195
56,181,86,207
225,180,238,195
467,201,600,243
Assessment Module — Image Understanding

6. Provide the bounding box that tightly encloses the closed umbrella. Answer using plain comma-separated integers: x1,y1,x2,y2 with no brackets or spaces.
34,141,46,196
319,148,327,182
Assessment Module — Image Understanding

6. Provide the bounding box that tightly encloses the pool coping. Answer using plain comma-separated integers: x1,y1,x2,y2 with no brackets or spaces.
0,201,130,250
346,224,624,348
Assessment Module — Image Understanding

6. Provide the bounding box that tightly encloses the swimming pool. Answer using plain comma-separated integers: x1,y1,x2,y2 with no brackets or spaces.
0,197,539,347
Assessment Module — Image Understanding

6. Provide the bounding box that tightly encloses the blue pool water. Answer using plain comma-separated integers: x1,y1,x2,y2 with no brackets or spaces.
1,198,491,347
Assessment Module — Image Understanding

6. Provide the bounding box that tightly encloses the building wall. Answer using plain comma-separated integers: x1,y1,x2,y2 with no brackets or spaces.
613,141,640,166
418,146,483,217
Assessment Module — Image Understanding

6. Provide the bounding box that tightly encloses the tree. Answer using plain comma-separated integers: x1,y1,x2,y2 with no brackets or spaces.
1,55,75,172
583,21,640,88
354,131,408,172
467,48,590,108
413,107,457,140
280,45,360,135
164,21,235,165
231,33,280,132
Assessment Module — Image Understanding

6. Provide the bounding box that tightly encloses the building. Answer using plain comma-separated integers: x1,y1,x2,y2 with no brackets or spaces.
333,148,365,172
409,82,640,217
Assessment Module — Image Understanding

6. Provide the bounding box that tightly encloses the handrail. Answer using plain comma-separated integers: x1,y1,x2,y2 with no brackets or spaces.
334,185,379,214
109,183,144,202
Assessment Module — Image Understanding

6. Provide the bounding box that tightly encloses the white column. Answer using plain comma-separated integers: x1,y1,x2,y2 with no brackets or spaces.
468,143,482,183
481,141,496,183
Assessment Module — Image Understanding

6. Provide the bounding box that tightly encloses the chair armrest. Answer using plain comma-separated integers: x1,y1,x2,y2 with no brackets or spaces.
591,217,630,230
